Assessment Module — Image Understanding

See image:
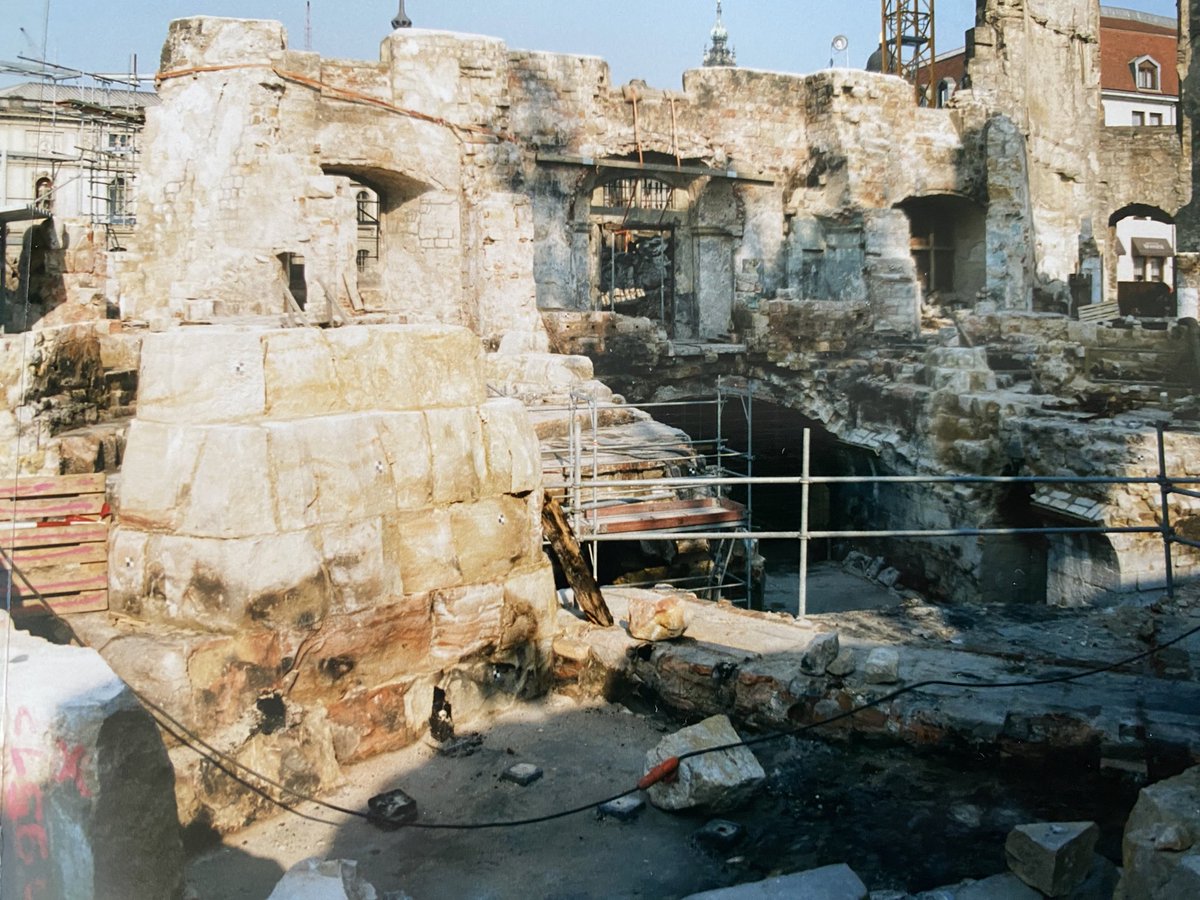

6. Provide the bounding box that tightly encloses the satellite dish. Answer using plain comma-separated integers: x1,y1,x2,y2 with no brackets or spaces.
832,35,849,52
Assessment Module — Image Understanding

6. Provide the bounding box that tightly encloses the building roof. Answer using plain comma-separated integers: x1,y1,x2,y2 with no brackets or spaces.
0,81,158,109
1099,8,1179,96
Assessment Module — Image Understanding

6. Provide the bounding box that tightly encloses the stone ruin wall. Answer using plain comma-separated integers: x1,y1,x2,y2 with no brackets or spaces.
71,325,558,833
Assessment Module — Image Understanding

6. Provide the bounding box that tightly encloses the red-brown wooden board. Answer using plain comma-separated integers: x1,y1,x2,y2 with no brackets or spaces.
1,474,109,616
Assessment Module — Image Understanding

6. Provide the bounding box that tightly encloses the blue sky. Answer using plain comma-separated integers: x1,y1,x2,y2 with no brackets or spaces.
0,1,1181,90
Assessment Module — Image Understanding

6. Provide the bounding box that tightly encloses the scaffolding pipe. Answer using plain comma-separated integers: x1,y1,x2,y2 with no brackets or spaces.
582,525,1163,542
799,428,811,617
1158,424,1176,597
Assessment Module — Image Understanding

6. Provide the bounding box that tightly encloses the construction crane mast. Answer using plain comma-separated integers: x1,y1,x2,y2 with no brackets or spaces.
881,0,936,103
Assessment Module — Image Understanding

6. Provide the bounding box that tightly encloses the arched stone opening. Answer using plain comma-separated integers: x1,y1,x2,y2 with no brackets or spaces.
1109,203,1176,316
896,194,987,307
321,165,442,317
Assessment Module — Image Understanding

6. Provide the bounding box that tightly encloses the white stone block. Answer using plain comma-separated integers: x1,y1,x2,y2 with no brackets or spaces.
626,592,688,642
644,715,766,813
1006,821,1099,896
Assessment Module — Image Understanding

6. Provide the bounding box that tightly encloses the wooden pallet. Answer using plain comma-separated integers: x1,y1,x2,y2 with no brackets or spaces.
1076,300,1121,323
1,473,109,616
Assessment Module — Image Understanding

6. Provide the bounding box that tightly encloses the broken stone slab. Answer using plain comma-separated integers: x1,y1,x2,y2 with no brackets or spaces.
0,611,184,900
1121,765,1200,899
864,647,901,684
626,591,688,641
1005,821,1099,896
800,631,840,675
265,858,378,900
681,863,868,899
643,715,765,813
877,567,902,588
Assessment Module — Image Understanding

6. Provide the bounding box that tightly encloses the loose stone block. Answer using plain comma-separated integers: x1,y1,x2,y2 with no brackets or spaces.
1122,765,1200,900
265,858,379,900
0,612,184,900
800,631,840,675
627,592,689,642
827,648,857,676
1005,821,1099,896
864,647,901,684
502,763,544,786
681,863,868,899
644,715,765,813
598,796,645,821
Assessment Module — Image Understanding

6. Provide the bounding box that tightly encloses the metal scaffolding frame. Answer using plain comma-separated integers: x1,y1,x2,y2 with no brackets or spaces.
881,0,936,103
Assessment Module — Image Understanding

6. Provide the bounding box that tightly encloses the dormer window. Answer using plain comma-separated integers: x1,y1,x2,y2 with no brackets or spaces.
1132,56,1161,92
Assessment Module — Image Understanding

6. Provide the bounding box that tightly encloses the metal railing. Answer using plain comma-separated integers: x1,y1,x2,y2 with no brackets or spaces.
568,424,1200,615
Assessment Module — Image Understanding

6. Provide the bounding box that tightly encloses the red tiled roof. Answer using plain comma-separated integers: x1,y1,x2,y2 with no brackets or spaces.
1099,16,1178,96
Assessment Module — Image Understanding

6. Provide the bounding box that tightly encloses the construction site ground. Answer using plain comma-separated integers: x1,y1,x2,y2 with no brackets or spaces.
185,570,1200,899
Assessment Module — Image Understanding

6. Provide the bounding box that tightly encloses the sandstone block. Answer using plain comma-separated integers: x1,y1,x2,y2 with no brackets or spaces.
644,715,765,813
451,495,539,584
137,329,267,424
627,591,689,641
800,631,840,675
681,863,868,899
479,398,542,495
1005,821,1099,896
426,407,487,504
386,508,462,594
864,647,901,684
265,858,378,900
0,612,184,900
373,412,434,509
431,583,505,663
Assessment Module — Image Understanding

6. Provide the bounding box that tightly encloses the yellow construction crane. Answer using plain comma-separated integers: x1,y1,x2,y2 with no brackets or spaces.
880,0,936,103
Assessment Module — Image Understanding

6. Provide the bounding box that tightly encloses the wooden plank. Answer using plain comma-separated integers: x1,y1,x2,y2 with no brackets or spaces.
8,543,107,568
0,473,106,501
1077,301,1120,323
0,494,107,522
1,523,109,549
10,562,108,596
540,491,613,627
11,590,108,617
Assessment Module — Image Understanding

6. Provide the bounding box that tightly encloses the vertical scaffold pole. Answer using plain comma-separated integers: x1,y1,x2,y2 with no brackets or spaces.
1157,424,1175,598
799,428,811,617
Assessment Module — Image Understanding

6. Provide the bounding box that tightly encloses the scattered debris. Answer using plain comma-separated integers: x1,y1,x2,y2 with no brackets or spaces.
627,591,689,641
1004,821,1098,896
597,795,645,821
864,647,902,684
430,732,484,758
800,631,841,675
366,789,419,830
680,863,868,899
643,715,765,813
502,763,544,786
265,858,379,900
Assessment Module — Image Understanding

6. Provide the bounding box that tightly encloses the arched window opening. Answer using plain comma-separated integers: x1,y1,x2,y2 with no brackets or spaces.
936,77,955,109
1110,204,1176,317
34,177,53,214
596,176,679,212
352,184,381,271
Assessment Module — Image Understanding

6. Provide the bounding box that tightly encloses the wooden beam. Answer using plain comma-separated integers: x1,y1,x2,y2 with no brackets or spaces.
540,492,613,627
10,590,108,617
0,472,105,500
535,153,777,186
1,523,108,549
0,495,107,522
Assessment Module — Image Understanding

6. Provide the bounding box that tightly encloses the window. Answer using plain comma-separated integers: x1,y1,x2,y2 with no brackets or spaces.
601,177,675,211
34,177,53,213
355,189,377,226
1134,57,1160,92
107,132,133,155
1132,111,1145,127
1148,257,1164,282
107,177,132,225
1149,112,1163,127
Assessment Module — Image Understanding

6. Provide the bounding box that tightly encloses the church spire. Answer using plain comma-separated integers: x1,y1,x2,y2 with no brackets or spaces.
391,0,412,30
703,1,737,68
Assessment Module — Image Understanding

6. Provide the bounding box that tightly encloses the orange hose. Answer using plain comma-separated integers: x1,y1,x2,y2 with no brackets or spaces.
638,756,680,790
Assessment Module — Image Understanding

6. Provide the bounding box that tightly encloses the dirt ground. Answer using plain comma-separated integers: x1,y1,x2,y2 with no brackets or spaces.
184,691,1149,900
